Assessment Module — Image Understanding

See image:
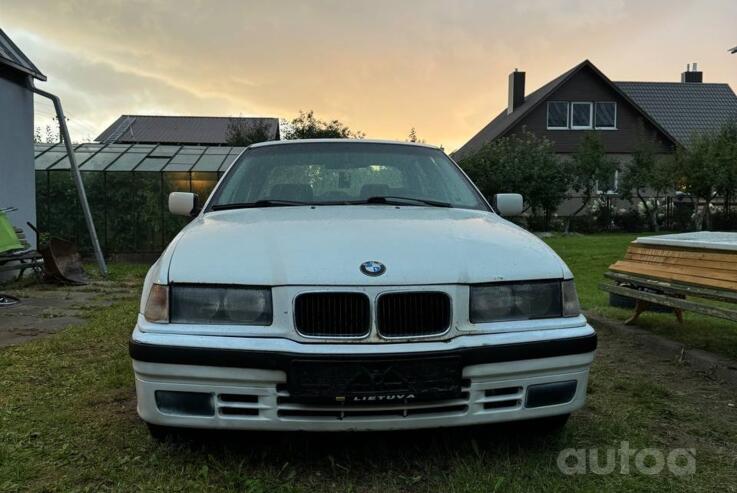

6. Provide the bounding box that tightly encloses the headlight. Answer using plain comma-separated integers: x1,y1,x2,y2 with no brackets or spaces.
170,285,272,325
470,279,580,323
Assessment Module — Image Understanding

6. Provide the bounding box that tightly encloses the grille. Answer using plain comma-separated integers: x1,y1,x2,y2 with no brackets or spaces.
377,292,451,337
295,292,371,337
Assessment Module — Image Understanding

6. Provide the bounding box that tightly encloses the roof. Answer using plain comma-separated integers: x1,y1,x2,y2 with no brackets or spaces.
251,138,440,150
451,62,584,160
616,81,737,145
452,60,708,160
0,28,46,80
95,115,280,145
33,143,247,173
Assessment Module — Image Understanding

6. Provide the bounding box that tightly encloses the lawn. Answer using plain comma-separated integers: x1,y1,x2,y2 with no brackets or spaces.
1,243,736,492
543,233,737,360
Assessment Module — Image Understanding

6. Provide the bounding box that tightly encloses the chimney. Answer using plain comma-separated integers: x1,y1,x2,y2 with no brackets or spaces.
508,69,525,114
681,62,703,83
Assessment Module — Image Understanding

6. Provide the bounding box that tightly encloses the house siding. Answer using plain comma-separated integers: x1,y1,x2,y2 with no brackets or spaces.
505,65,673,154
0,67,36,251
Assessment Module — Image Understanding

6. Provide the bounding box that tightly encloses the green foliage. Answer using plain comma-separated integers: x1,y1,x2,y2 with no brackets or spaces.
459,128,568,217
619,128,675,231
673,123,737,229
283,110,363,140
569,132,617,208
225,120,272,146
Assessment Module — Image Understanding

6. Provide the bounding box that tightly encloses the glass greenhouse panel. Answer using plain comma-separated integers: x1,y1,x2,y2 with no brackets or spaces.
136,157,169,172
49,152,97,170
105,173,139,253
106,153,146,172
136,172,165,252
192,154,225,172
47,171,84,246
163,172,192,244
80,152,120,171
191,172,219,203
35,151,67,170
150,145,181,157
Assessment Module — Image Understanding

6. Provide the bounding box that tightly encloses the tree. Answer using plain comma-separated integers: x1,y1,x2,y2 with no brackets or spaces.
619,129,675,231
459,128,569,224
565,132,618,232
283,110,363,139
34,124,59,143
407,127,424,143
225,119,272,146
674,123,737,230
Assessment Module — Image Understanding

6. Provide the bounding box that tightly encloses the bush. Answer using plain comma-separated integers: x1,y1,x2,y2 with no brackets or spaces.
613,209,646,232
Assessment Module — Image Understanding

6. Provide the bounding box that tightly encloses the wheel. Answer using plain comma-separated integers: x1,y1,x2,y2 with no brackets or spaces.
146,422,178,442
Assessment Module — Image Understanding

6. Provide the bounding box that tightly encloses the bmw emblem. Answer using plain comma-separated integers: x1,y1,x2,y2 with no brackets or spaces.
360,261,386,276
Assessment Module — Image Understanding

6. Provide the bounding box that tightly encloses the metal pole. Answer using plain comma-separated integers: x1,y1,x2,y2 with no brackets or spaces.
29,81,108,276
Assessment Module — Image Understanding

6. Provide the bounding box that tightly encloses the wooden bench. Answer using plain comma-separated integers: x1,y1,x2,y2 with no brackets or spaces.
599,235,737,325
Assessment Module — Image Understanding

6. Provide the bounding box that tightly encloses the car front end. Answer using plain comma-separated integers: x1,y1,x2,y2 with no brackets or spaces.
130,140,596,432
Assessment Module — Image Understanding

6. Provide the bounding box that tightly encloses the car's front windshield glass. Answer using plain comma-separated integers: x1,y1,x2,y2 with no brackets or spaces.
210,142,488,211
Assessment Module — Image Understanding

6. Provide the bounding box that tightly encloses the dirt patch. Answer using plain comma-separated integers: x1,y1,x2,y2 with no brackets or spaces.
0,280,138,347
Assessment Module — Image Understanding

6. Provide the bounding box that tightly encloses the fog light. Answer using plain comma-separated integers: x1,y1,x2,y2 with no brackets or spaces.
155,390,214,416
525,381,577,408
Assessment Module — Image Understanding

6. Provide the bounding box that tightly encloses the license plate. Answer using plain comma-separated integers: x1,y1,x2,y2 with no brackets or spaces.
287,356,462,404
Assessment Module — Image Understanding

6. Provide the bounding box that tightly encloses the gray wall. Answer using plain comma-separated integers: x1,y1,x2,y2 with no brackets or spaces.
0,69,36,249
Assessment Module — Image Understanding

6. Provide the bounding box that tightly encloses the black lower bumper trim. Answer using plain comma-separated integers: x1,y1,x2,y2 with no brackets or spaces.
129,333,597,370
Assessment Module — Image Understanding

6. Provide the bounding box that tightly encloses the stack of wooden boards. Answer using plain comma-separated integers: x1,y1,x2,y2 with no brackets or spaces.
600,232,737,325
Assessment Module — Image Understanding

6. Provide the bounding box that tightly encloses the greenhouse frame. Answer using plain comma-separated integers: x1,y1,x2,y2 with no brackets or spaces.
33,142,246,254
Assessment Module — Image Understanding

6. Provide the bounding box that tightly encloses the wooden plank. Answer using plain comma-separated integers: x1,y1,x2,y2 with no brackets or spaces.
599,282,737,322
609,261,737,291
629,245,737,264
611,260,737,284
625,252,737,272
604,271,737,303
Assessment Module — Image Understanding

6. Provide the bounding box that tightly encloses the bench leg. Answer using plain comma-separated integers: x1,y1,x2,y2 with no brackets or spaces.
674,308,684,324
625,300,649,325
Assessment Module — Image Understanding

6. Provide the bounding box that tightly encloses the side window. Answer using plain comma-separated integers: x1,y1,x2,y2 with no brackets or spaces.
595,102,617,129
570,102,593,129
547,101,569,129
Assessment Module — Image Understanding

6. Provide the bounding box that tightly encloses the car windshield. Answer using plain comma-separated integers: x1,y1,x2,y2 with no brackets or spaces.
210,142,488,211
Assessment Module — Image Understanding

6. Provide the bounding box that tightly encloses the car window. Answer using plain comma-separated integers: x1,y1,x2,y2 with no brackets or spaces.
211,143,487,210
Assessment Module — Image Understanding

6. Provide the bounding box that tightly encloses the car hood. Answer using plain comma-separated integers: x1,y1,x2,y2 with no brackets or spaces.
165,206,569,285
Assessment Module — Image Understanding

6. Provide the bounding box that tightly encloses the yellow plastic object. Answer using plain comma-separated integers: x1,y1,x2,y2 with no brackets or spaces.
0,211,24,254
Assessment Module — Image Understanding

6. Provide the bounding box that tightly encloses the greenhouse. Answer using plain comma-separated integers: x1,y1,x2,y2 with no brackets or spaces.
34,142,246,254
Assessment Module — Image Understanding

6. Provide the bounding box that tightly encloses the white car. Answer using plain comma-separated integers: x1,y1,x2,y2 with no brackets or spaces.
130,139,596,436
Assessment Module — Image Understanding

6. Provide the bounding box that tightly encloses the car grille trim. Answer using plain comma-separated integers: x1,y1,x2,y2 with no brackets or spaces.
377,291,452,338
294,292,371,338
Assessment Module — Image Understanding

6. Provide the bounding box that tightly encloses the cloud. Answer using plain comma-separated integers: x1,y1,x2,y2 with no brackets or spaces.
2,0,736,149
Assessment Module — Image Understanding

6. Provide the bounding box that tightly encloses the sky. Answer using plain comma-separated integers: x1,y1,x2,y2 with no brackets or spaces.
2,0,736,152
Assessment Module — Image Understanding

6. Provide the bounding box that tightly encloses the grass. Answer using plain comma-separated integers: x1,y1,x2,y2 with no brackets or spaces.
1,247,736,491
543,233,737,360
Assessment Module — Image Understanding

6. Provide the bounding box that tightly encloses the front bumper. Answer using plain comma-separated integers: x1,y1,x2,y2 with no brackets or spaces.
130,325,596,431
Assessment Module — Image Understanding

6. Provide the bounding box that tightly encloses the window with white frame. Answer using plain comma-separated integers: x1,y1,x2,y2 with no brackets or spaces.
570,102,593,129
546,101,569,129
595,102,617,129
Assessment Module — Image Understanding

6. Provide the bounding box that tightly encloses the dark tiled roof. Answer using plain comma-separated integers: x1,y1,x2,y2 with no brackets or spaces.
95,115,280,145
451,62,584,160
0,28,46,80
615,81,737,146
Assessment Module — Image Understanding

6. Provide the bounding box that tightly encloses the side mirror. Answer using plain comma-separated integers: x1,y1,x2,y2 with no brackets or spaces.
494,193,523,217
168,192,199,216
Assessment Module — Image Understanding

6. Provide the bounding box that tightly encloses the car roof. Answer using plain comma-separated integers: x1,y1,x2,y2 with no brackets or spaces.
249,138,442,151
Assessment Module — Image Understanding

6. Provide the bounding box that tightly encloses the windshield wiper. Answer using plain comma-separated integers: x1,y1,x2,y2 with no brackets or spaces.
211,199,310,211
359,196,452,208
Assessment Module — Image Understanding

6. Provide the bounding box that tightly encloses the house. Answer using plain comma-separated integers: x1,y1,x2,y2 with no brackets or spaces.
95,115,280,146
0,28,46,250
452,60,737,166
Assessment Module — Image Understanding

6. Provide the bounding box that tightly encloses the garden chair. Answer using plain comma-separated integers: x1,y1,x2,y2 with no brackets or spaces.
0,209,44,281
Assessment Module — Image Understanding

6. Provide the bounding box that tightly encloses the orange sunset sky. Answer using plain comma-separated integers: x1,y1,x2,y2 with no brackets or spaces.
2,0,736,152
